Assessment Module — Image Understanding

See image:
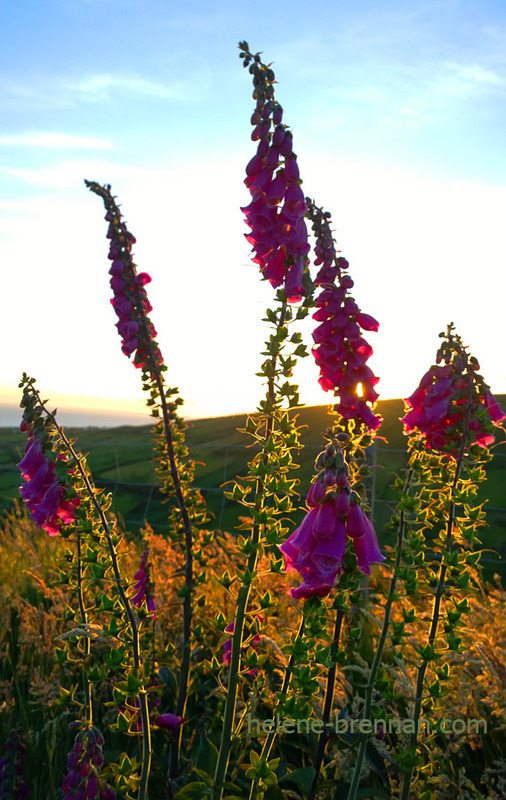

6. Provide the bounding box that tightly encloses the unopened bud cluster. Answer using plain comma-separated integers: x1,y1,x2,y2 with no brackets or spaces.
239,42,310,302
85,181,163,373
62,726,115,800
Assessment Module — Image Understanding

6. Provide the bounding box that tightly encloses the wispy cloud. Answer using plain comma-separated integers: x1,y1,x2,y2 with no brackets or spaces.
72,73,189,101
1,159,148,189
1,71,191,112
439,61,503,92
0,132,116,150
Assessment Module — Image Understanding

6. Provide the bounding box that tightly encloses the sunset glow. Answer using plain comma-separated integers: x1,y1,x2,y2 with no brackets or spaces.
2,1,506,425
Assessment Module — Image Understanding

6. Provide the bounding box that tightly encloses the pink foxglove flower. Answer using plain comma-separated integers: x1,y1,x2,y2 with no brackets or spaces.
17,432,79,536
307,201,382,431
402,326,505,456
155,713,182,731
240,42,310,302
279,442,384,598
85,181,164,375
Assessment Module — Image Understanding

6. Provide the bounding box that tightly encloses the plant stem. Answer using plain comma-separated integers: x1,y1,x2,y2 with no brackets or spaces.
85,182,196,783
399,376,473,800
248,616,306,800
213,300,287,799
31,389,152,800
309,608,344,798
347,467,413,800
75,532,92,725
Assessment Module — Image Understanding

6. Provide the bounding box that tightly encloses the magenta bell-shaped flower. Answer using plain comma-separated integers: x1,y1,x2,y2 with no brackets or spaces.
279,460,384,598
18,432,80,536
155,713,182,731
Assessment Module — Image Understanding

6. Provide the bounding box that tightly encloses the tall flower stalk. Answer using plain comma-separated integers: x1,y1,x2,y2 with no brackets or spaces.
85,182,206,784
306,200,381,433
213,42,313,798
397,325,505,799
213,293,308,798
239,40,310,302
346,467,413,800
18,376,151,800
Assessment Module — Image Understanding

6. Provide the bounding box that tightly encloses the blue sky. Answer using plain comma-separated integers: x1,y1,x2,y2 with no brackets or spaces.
2,0,506,424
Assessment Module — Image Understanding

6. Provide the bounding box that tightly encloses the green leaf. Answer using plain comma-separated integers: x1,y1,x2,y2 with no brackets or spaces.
194,736,219,777
279,767,316,794
174,782,212,800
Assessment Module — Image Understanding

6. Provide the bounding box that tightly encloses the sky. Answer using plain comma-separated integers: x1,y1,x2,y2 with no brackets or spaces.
2,0,506,426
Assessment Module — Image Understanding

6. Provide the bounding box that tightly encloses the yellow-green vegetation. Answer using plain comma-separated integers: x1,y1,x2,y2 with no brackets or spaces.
1,500,506,798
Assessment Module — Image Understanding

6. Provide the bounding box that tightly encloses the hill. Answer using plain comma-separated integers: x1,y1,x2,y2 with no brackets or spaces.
2,398,505,577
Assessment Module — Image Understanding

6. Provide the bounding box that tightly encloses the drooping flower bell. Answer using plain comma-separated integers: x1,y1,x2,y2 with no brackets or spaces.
279,439,384,598
306,201,382,432
17,432,80,537
154,712,182,732
239,42,310,303
402,324,505,456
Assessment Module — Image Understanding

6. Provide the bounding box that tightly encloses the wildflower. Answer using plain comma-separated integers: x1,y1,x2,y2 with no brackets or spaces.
85,181,164,373
240,43,310,302
307,201,382,431
279,441,384,598
154,713,182,731
17,431,79,536
131,549,156,616
62,726,115,800
402,325,505,456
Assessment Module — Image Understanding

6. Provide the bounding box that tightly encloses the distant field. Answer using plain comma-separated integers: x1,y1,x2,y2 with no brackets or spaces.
2,397,505,578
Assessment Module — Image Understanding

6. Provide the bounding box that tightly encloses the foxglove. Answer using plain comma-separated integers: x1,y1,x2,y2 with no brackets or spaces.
85,181,164,374
17,432,79,536
279,441,384,598
61,726,115,800
239,42,310,302
307,201,382,431
131,548,156,615
402,325,505,456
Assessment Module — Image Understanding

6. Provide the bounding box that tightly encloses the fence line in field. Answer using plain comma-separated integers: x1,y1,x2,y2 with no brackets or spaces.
3,440,505,565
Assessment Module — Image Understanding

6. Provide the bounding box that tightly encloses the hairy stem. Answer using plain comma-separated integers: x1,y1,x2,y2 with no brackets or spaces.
399,377,473,800
213,301,287,799
31,388,152,800
248,616,306,800
75,533,92,725
309,607,344,798
346,467,413,800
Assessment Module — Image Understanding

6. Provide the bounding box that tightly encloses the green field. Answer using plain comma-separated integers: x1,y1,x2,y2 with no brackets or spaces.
2,397,505,576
